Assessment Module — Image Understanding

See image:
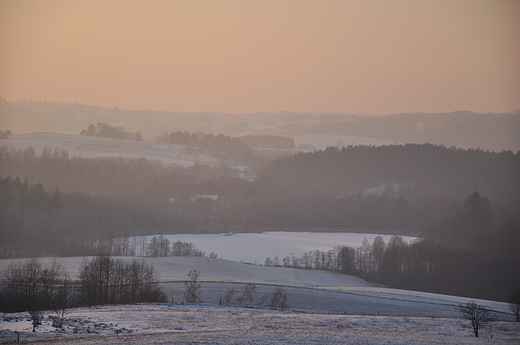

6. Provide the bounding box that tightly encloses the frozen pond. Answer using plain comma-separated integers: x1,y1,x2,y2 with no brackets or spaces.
143,232,416,264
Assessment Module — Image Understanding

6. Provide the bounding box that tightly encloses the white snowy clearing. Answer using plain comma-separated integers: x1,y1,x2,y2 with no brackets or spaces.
0,132,242,168
137,232,418,263
1,256,519,344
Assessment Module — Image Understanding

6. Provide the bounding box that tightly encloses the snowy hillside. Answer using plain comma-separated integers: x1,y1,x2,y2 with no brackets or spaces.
1,256,519,344
0,256,370,288
0,256,515,317
0,133,241,168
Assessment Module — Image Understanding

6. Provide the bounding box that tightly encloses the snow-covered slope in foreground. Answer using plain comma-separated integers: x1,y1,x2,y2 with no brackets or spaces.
1,257,519,344
0,132,232,167
1,304,519,344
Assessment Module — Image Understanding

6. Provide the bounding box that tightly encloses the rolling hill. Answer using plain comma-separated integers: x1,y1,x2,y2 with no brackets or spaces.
0,256,518,344
0,132,238,168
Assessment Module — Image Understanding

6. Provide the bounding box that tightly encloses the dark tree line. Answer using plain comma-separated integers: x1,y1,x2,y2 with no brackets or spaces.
3,143,518,204
0,130,13,139
0,255,165,315
155,130,260,164
239,193,459,235
265,234,520,302
0,175,216,257
279,111,520,152
80,123,143,141
0,170,518,266
265,144,520,201
238,135,295,149
1,143,519,302
0,259,71,313
0,145,247,196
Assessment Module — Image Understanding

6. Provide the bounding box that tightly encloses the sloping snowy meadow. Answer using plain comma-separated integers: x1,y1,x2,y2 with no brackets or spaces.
0,133,232,168
1,304,519,344
1,256,519,344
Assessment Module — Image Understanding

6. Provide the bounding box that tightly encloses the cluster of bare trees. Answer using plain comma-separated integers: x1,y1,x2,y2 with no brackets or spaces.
0,255,166,331
41,232,211,261
220,283,287,310
155,130,259,164
146,236,171,257
0,129,13,139
148,237,205,258
265,235,520,303
0,259,72,331
79,254,166,305
264,236,392,275
80,123,143,141
65,236,207,259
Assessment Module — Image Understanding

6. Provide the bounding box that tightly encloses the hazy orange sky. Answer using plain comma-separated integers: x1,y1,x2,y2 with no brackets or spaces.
1,0,519,114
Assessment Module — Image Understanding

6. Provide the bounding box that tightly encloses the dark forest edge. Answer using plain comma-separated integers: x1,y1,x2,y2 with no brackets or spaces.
0,143,519,302
264,234,520,303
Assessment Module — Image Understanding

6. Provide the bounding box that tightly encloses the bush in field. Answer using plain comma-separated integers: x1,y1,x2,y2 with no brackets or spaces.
184,270,201,304
270,287,288,309
222,288,235,306
242,283,257,306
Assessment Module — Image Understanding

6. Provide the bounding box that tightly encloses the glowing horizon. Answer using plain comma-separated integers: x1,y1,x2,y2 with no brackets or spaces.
1,0,519,115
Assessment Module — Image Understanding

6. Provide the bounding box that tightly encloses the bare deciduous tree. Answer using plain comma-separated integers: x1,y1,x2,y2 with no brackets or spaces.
28,309,44,332
457,301,495,337
270,287,287,309
184,270,201,304
242,283,257,306
222,288,235,306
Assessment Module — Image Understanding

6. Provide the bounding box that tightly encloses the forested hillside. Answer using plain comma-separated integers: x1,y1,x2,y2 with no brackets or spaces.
281,111,520,152
1,142,519,301
265,144,520,201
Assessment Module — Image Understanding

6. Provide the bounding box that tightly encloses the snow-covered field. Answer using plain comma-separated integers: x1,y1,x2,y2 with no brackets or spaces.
139,232,417,263
1,256,519,344
1,304,519,344
0,132,236,168
0,256,370,288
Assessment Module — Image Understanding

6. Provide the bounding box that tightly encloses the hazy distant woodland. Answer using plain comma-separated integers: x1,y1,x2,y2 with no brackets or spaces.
2,98,520,151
